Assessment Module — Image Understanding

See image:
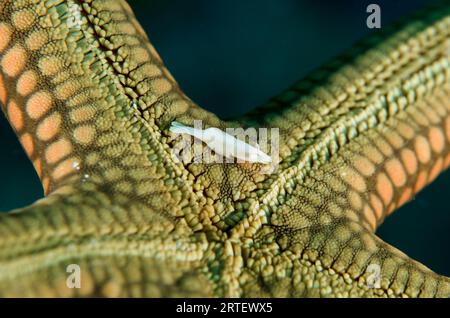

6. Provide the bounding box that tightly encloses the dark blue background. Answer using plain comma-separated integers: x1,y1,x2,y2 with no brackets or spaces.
0,0,448,276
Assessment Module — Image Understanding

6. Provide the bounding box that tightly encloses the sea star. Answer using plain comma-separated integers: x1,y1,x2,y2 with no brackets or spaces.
0,0,449,297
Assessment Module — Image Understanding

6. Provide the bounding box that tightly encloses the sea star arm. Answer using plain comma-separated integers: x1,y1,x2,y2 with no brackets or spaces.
242,83,450,296
0,186,215,297
0,0,217,296
230,2,450,297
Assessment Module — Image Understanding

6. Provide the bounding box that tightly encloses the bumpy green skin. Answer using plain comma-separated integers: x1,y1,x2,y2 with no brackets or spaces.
0,0,449,297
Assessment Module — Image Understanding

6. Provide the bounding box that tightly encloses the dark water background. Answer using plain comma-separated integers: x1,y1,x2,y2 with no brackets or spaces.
0,0,448,276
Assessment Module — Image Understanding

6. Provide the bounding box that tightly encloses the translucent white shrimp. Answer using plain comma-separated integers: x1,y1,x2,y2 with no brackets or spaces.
170,121,272,164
